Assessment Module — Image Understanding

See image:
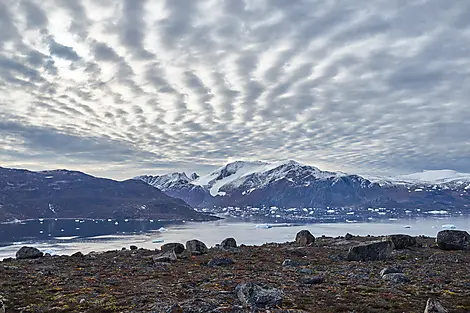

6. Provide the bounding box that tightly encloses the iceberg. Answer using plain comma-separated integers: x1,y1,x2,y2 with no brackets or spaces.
255,224,273,229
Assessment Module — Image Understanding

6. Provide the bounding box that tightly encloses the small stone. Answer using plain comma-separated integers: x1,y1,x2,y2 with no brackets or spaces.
130,245,138,250
79,299,86,304
282,259,301,267
207,257,234,267
167,304,183,313
220,237,237,250
161,243,185,255
424,298,448,313
297,268,314,275
345,233,354,240
382,273,410,283
16,246,43,260
380,267,403,277
236,282,283,309
295,230,315,246
186,239,208,255
301,275,325,284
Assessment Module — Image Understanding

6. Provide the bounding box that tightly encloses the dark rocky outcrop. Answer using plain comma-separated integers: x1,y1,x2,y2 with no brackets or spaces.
295,230,315,246
424,298,448,313
236,282,284,309
16,247,43,260
161,243,185,255
386,234,417,249
185,239,208,255
436,230,470,250
347,240,393,261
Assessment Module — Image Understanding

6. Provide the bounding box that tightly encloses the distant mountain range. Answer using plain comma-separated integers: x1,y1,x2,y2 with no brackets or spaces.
1,161,468,224
136,160,470,210
0,167,215,223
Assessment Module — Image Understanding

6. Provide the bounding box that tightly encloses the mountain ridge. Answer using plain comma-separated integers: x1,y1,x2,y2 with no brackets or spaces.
135,160,470,209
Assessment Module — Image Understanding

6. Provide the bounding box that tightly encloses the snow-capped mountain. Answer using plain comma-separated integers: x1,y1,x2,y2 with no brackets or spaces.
136,160,470,210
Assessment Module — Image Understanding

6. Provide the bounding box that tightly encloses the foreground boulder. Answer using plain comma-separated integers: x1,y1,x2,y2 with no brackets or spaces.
16,246,43,260
424,298,448,313
295,230,315,246
0,295,5,313
236,282,283,309
436,230,470,250
154,250,177,262
347,241,393,261
386,234,416,249
185,239,208,255
220,237,237,250
161,243,185,254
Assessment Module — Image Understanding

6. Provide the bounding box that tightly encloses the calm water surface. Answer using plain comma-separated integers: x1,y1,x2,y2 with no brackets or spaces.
1,217,469,260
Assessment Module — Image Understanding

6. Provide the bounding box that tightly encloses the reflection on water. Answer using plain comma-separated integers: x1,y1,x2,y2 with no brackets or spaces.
0,217,469,260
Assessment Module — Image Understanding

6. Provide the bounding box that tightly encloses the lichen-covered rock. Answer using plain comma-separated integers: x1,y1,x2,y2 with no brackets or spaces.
220,237,237,250
16,246,43,260
207,257,234,267
236,282,283,309
424,298,448,313
185,239,208,255
382,273,409,283
347,240,393,261
161,243,185,254
436,230,470,250
295,230,315,246
385,234,417,249
154,250,177,262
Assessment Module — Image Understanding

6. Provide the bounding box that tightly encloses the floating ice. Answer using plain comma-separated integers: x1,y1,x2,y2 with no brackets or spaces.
38,218,44,222
124,219,129,222
152,239,164,243
158,227,167,232
39,230,43,234
149,219,154,222
442,224,457,230
255,224,273,229
107,219,112,222
114,221,119,225
75,219,80,222
404,225,411,228
425,210,448,215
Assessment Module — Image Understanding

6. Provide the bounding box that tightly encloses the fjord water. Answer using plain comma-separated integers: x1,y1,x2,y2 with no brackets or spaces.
1,217,470,260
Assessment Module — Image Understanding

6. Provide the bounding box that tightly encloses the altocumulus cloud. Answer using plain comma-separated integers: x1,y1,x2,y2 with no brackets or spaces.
1,0,470,179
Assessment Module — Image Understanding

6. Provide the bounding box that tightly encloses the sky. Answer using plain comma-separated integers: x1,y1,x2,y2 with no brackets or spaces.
1,0,470,180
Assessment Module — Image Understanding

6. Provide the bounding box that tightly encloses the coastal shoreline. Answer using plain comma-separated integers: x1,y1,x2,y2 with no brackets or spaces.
1,231,469,312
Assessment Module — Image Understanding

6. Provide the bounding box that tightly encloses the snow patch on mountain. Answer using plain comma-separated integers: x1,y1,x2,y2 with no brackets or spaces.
397,170,470,184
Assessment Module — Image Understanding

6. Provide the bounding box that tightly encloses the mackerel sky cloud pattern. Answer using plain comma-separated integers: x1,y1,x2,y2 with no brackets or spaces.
1,0,469,179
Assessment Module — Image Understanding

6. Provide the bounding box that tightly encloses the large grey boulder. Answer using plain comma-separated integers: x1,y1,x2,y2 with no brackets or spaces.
16,246,43,260
385,234,416,249
236,282,283,309
436,230,470,250
220,237,237,250
185,239,208,255
161,243,185,255
347,240,393,261
424,298,448,313
295,230,315,246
